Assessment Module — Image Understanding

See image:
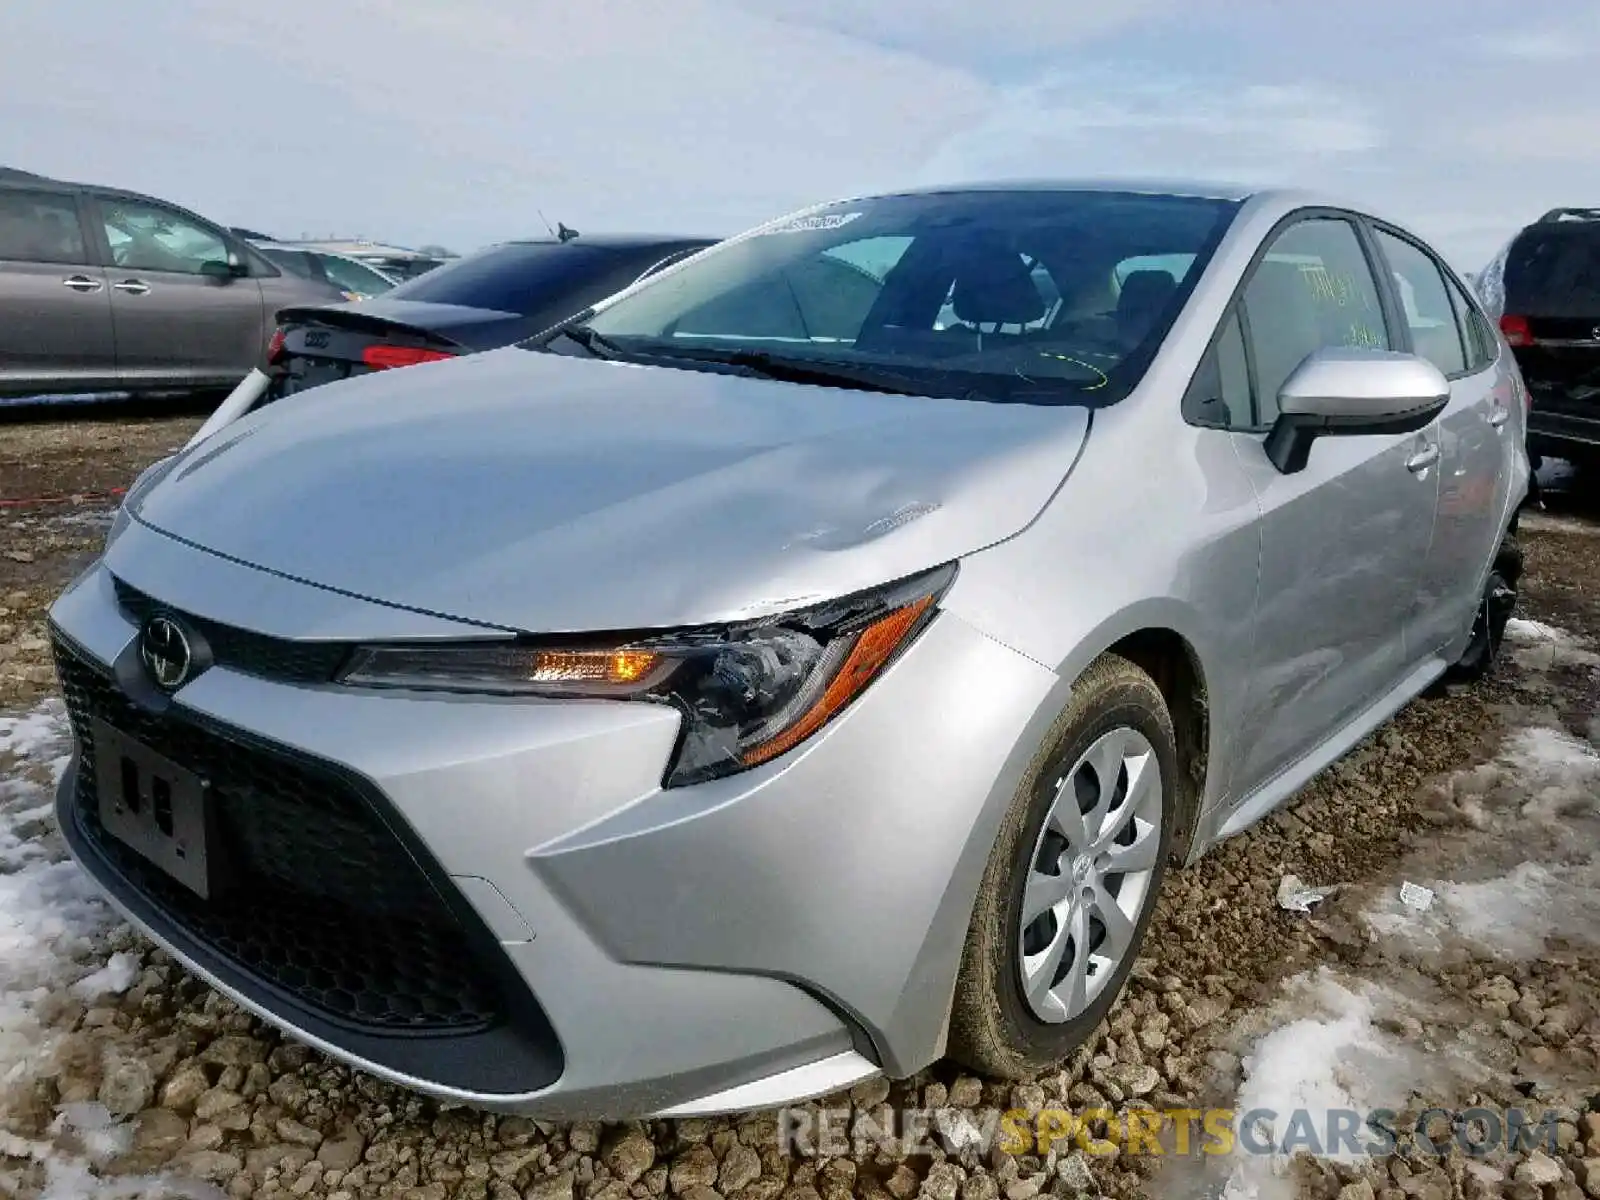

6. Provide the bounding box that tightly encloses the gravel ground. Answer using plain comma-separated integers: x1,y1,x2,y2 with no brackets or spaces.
1,417,1597,1200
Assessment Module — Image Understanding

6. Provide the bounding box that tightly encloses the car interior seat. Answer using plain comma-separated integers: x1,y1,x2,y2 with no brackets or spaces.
1115,269,1178,351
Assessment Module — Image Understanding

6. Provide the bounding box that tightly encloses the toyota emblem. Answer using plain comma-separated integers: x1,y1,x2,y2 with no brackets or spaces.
140,616,194,690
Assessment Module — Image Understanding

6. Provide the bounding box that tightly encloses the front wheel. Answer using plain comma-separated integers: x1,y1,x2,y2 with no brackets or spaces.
948,653,1177,1080
1448,534,1522,682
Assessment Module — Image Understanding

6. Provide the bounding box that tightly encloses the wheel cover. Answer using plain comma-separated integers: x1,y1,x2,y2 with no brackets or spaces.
1016,725,1163,1024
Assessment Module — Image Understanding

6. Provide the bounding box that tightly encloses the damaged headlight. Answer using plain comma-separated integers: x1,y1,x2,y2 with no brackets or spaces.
338,562,955,786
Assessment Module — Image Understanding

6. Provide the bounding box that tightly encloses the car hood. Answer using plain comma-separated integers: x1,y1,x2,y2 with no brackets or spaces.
131,348,1090,634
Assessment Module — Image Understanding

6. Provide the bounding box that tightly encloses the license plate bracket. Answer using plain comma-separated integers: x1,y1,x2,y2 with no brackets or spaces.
92,719,221,900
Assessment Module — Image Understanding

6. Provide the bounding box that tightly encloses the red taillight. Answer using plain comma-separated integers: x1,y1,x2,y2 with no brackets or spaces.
361,345,455,370
265,327,287,364
1499,314,1533,347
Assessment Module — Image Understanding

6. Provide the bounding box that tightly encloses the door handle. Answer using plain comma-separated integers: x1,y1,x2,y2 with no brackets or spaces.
1405,444,1441,474
1489,406,1510,429
61,274,104,293
112,279,150,295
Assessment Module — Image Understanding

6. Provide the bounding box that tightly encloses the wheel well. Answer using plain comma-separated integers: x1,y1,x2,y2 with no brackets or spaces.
1496,533,1525,587
1107,629,1208,862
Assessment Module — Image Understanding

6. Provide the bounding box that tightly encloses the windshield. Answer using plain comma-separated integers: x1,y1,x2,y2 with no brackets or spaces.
579,189,1239,403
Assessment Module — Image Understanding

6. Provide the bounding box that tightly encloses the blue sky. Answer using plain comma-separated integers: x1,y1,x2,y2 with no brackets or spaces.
3,0,1596,269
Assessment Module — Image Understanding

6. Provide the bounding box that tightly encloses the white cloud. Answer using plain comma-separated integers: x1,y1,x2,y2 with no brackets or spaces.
1473,23,1600,62
915,68,1382,189
0,0,989,245
0,0,1593,270
722,0,1178,63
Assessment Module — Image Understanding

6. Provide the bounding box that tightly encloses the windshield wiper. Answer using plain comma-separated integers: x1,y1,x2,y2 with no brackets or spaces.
661,348,950,398
542,324,627,359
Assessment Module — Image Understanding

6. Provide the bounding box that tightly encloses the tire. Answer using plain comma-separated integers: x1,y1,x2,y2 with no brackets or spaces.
948,653,1178,1080
1448,534,1523,683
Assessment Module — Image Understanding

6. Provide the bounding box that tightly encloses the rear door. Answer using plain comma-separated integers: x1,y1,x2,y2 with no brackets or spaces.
1368,226,1502,657
88,192,267,388
0,185,118,394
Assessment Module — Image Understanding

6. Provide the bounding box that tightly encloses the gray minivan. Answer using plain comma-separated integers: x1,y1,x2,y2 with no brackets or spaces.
0,169,344,399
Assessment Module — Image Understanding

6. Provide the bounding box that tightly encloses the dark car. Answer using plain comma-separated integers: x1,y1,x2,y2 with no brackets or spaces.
261,233,714,401
0,172,345,399
1480,207,1600,466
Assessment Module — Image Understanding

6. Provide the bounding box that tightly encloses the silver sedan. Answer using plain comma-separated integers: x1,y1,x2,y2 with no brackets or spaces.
49,179,1529,1119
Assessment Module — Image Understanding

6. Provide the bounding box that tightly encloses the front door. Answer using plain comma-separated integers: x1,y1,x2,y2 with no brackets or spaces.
90,194,266,388
1225,215,1439,798
0,187,117,395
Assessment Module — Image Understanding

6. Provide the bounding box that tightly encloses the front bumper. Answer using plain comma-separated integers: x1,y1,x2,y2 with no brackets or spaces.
49,539,1057,1118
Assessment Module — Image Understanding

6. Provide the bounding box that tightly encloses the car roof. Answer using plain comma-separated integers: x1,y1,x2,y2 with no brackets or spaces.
787,178,1376,223
497,234,718,250
873,177,1264,202
1513,208,1600,240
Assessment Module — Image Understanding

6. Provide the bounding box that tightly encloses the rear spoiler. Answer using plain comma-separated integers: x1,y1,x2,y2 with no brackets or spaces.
271,304,458,348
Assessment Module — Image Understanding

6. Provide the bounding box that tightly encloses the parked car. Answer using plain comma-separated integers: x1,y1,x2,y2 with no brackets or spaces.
0,173,345,399
51,181,1527,1120
290,240,453,280
246,240,398,300
185,233,713,444
1475,207,1600,467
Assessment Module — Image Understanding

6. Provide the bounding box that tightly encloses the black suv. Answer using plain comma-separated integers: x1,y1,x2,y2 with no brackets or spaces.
1482,207,1600,466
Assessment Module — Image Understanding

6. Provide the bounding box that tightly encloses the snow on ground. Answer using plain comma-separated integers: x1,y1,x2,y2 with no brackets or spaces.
1208,973,1419,1200
0,700,215,1198
1164,708,1600,1199
1503,617,1600,672
1363,723,1600,962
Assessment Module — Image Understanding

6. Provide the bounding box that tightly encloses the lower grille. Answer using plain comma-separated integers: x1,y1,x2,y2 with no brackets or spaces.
54,637,500,1034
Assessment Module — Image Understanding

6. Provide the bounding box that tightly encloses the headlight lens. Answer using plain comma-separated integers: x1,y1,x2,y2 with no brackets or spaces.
339,562,955,786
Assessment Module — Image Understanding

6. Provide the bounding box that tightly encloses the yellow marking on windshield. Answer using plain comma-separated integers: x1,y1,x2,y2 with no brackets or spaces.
1036,352,1108,390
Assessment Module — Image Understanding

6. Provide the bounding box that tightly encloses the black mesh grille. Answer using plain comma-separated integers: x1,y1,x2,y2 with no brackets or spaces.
53,636,504,1033
112,576,350,685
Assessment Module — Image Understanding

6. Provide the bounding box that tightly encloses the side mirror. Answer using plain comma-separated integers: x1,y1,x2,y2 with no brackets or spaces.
1264,347,1450,475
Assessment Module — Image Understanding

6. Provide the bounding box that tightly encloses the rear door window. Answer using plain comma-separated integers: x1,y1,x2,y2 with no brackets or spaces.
1373,229,1467,377
1503,225,1600,318
1443,271,1495,372
383,243,621,315
1114,253,1197,289
0,189,89,265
